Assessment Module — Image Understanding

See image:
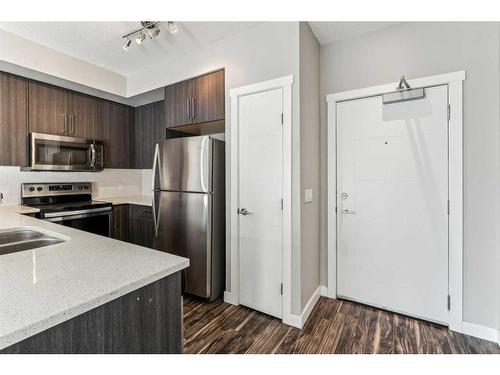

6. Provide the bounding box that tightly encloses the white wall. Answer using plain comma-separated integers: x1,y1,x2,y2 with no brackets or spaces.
0,167,149,206
319,22,500,330
299,22,321,311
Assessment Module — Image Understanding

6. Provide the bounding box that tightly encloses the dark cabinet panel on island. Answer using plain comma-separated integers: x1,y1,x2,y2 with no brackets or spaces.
0,273,183,354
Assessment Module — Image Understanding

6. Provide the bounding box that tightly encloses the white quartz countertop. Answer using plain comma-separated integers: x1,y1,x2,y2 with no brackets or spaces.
97,195,153,207
0,208,189,350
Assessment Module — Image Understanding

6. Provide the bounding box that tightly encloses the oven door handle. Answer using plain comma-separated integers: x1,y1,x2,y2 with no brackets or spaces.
44,210,112,223
43,207,111,219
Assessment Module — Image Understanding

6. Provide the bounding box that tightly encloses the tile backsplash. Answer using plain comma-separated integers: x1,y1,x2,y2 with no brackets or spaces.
0,166,153,206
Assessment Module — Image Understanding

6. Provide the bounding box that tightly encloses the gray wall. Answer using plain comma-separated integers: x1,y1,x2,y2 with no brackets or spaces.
127,22,303,314
319,22,500,329
299,22,321,310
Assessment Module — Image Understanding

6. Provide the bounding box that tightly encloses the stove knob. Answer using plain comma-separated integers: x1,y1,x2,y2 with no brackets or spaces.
28,186,35,192
37,187,43,192
84,185,89,190
78,185,83,190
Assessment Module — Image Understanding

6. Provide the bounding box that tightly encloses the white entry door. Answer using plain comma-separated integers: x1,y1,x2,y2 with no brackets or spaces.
238,88,283,319
336,85,449,325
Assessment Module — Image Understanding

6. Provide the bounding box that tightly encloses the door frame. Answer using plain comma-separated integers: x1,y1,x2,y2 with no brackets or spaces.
227,75,294,326
326,71,465,333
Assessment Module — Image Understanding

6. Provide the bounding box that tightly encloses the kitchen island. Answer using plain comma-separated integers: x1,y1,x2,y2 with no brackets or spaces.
0,207,189,354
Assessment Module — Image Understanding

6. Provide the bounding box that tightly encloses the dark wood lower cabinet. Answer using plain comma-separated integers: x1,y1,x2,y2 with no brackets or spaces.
112,204,154,249
1,272,183,354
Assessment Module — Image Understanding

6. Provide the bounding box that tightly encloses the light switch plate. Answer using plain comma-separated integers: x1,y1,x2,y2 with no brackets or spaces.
304,189,313,204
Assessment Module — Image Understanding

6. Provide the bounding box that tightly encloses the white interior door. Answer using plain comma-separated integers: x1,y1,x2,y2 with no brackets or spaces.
336,85,449,325
238,88,283,319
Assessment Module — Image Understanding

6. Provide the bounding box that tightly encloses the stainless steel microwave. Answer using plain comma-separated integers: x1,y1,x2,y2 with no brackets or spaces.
23,133,104,172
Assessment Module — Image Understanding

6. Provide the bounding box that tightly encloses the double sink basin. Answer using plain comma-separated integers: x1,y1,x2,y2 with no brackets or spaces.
0,229,65,256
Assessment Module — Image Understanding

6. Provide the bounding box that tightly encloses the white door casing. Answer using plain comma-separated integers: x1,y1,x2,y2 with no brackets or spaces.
228,75,294,325
327,71,465,333
336,85,449,324
237,88,283,318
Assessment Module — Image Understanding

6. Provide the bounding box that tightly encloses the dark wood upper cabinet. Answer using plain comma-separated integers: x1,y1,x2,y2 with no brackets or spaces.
193,69,225,124
28,81,69,136
134,100,165,169
0,72,28,166
164,79,193,128
164,69,225,128
99,101,134,169
68,92,103,139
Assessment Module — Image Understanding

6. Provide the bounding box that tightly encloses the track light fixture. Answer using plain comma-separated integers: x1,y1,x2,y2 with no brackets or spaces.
135,32,146,44
122,21,177,50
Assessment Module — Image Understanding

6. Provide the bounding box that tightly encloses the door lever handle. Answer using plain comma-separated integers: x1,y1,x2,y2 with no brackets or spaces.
341,208,355,215
238,208,251,215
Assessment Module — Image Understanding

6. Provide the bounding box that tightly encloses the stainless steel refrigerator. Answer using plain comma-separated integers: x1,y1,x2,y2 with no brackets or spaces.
152,135,225,301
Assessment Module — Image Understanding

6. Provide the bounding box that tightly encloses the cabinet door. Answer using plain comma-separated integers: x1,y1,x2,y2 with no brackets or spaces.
69,92,102,139
164,79,193,128
28,81,69,135
128,205,154,248
134,100,165,169
0,72,28,166
112,204,130,242
192,70,225,124
100,101,134,168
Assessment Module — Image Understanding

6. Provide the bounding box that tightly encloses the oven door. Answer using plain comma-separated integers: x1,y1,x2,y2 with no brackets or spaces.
44,209,113,237
25,133,103,171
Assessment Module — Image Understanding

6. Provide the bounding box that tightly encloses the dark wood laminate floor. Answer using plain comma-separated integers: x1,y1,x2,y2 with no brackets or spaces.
183,296,500,354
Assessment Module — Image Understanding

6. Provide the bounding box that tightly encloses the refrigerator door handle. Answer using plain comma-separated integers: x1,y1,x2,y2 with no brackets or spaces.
152,192,160,237
152,143,161,191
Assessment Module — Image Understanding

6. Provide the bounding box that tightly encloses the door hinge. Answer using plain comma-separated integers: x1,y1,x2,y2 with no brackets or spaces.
280,198,283,210
280,283,283,295
281,113,284,125
335,206,338,213
447,200,450,215
447,105,451,121
447,295,451,310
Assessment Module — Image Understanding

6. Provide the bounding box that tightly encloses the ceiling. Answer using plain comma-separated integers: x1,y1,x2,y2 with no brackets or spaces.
0,22,400,79
308,22,400,45
0,22,261,76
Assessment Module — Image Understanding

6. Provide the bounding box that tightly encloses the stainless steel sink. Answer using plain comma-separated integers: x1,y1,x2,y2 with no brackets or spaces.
0,229,65,256
0,229,45,245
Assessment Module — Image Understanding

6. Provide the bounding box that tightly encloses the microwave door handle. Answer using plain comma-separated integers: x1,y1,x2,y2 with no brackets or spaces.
90,144,96,167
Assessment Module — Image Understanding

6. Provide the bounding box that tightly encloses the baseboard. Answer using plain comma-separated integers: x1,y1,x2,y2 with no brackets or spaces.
223,291,238,305
319,285,329,297
462,321,499,343
284,313,302,329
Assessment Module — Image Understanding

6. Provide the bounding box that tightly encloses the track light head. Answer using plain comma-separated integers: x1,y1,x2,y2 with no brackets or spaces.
122,38,131,51
167,21,178,35
135,32,146,45
147,26,161,39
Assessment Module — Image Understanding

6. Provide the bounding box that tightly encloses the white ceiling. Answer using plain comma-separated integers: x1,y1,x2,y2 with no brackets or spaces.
308,22,400,45
0,22,261,77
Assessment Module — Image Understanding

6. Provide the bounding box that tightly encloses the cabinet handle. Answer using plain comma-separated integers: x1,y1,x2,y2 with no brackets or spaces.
63,114,68,134
191,97,195,119
186,98,191,119
71,115,76,134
